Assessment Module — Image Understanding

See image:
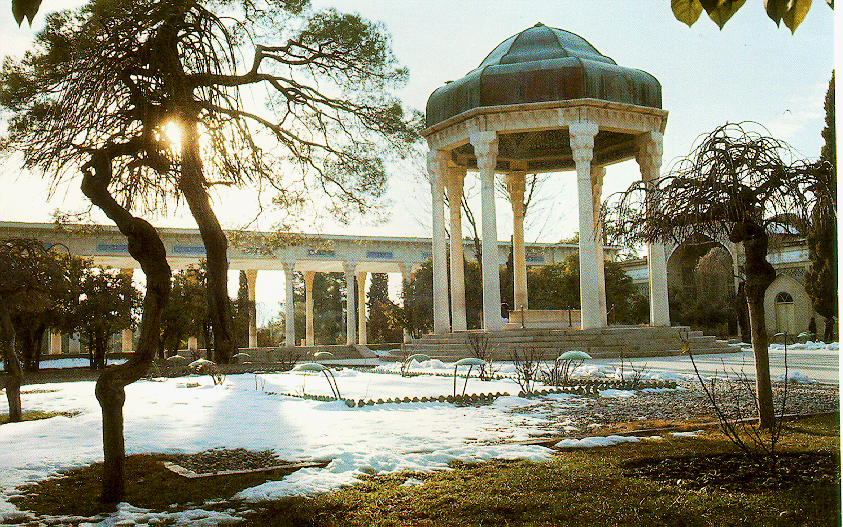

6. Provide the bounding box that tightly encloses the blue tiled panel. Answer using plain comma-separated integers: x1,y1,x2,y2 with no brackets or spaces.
367,251,393,259
173,245,206,255
97,243,129,253
307,249,336,257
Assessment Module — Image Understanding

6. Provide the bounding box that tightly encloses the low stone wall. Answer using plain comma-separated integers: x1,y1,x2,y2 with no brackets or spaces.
506,309,581,329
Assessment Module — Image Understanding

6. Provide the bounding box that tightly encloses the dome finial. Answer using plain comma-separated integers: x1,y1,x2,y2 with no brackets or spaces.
534,22,545,27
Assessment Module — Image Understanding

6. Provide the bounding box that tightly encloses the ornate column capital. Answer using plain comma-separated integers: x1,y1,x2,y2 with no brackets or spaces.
569,122,599,167
469,131,499,173
506,171,526,216
342,260,357,276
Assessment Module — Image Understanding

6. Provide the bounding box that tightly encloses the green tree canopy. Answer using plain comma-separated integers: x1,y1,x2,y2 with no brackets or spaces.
160,266,209,356
70,267,141,370
0,238,71,421
291,271,345,344
805,72,837,341
367,272,401,343
527,253,648,325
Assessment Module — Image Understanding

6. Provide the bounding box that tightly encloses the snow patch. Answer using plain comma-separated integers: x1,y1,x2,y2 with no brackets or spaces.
554,435,640,449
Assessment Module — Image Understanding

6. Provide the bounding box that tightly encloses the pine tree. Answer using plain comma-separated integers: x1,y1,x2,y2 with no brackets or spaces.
805,72,837,342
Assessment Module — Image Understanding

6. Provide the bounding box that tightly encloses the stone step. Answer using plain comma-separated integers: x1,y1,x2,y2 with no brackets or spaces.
403,326,742,361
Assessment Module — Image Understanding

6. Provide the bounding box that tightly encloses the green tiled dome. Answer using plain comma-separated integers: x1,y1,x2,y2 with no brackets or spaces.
425,23,662,129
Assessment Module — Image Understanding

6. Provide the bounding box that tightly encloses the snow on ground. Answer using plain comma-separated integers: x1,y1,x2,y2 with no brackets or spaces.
0,354,828,525
769,341,839,351
31,357,126,369
0,365,558,523
554,435,640,449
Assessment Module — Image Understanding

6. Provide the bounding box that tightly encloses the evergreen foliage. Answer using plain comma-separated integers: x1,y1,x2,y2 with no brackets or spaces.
804,72,837,342
160,267,209,357
367,273,401,343
72,268,140,370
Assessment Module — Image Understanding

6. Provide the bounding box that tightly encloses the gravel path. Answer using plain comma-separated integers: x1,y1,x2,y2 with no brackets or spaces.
514,381,839,437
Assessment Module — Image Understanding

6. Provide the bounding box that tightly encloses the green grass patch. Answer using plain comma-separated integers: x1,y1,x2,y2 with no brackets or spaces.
244,413,840,526
0,410,78,425
10,454,298,518
7,413,840,526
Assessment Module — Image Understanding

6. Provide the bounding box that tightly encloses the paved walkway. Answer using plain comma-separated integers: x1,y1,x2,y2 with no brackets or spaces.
590,344,839,385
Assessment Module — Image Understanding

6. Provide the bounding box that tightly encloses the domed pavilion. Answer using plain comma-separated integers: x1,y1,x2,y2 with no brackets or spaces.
422,23,670,333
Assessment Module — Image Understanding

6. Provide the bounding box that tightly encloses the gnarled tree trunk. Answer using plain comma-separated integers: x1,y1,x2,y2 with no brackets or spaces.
81,150,171,503
732,222,777,429
0,300,23,422
178,118,235,364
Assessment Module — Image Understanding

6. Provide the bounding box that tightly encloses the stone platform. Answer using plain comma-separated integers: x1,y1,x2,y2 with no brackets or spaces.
401,326,741,361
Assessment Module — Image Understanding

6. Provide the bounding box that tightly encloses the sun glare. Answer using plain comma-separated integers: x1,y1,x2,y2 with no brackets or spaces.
163,120,183,153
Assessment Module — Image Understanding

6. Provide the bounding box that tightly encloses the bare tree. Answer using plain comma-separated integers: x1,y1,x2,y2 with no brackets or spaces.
605,122,823,429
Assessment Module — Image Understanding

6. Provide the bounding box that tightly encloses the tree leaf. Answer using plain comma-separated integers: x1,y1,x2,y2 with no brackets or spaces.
672,0,704,26
11,0,42,26
703,0,748,29
782,0,813,33
764,0,789,25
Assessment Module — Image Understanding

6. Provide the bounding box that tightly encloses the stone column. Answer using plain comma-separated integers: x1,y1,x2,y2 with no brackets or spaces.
120,268,134,352
245,269,259,347
282,263,296,347
304,271,315,346
470,131,503,331
50,331,62,355
356,271,368,345
591,166,608,327
569,122,601,330
507,170,528,312
399,262,413,343
187,336,198,358
636,131,671,326
343,261,357,345
427,150,451,334
69,334,81,354
447,166,467,331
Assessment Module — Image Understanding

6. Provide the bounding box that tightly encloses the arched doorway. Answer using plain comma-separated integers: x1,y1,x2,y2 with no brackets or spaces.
774,291,796,335
666,234,737,337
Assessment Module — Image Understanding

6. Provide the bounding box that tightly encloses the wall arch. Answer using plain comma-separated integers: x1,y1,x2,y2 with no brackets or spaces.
666,234,736,336
764,274,813,338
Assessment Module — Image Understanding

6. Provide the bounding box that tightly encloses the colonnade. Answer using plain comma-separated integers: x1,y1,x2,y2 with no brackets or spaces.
426,123,671,334
266,262,416,348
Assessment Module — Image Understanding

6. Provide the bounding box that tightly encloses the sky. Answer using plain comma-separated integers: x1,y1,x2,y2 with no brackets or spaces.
0,345,833,524
0,0,836,315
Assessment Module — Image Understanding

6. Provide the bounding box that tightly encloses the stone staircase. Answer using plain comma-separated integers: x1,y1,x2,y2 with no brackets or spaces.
402,326,742,362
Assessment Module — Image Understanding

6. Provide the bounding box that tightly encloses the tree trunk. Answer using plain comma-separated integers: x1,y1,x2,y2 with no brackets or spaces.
178,120,235,364
732,223,777,429
81,150,171,504
17,322,45,372
91,333,107,370
0,300,23,422
823,317,834,343
31,327,43,372
735,281,750,341
745,291,774,429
